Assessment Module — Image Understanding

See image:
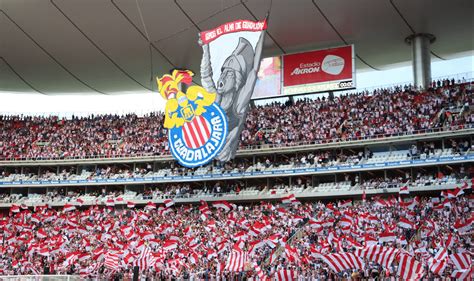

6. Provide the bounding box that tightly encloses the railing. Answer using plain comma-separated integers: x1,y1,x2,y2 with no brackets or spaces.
0,153,472,187
1,181,468,208
1,124,472,163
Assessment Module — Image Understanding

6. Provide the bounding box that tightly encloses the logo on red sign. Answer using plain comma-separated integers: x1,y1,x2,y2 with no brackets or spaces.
283,45,353,88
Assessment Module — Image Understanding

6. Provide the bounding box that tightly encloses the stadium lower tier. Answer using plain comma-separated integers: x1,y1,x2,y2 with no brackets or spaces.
1,147,472,187
0,189,472,279
0,163,470,207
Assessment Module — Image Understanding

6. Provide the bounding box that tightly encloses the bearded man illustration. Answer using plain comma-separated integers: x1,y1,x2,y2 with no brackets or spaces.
199,31,265,162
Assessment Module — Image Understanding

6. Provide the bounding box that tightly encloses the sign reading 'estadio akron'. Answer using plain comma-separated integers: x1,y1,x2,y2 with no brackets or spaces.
282,45,355,95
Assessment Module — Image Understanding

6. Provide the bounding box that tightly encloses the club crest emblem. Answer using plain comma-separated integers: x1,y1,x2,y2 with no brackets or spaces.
157,70,228,168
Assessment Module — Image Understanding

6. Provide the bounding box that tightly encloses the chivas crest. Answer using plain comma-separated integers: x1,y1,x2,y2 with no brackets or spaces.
157,70,228,168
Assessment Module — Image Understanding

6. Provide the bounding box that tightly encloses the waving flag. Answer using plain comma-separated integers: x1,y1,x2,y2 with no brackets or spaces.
105,198,115,207
144,202,156,210
428,248,448,275
378,230,396,243
356,246,398,270
225,249,247,272
399,185,409,194
454,218,473,234
450,253,472,270
397,254,424,280
398,217,415,229
275,269,297,281
338,199,352,208
281,194,300,205
63,204,76,212
163,240,179,251
212,201,232,212
320,253,364,273
104,252,121,271
164,199,175,208
451,269,473,280
252,261,268,281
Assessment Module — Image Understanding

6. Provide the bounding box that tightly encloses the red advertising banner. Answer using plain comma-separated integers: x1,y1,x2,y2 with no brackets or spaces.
283,45,355,94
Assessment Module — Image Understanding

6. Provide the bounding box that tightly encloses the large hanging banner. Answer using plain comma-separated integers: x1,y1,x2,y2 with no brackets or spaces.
199,19,267,162
156,19,266,168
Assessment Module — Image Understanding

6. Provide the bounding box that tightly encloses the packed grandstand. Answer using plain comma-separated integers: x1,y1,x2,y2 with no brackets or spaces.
2,0,473,278
0,79,471,160
0,78,471,279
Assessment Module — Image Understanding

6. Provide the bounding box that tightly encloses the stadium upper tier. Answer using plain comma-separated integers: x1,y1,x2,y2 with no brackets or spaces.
1,81,472,161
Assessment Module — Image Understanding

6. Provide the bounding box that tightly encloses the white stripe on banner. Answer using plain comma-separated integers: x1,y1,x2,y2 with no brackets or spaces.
191,118,205,146
196,116,210,141
189,119,204,147
183,122,198,149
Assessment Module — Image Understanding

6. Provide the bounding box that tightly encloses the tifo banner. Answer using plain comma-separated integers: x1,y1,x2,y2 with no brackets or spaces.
199,19,267,162
283,45,355,95
157,70,228,168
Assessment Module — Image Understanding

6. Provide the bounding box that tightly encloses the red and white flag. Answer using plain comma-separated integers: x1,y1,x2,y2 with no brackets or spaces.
356,246,398,270
163,240,179,251
275,269,297,281
397,254,424,280
37,228,48,239
224,249,247,272
76,198,84,205
207,249,217,260
144,202,156,210
460,181,470,190
164,198,175,208
398,217,415,229
454,219,473,234
188,251,199,264
399,185,409,194
252,261,268,281
450,253,472,270
320,253,364,273
63,252,79,268
281,194,298,205
212,201,232,212
338,199,352,208
132,247,152,269
451,268,473,280
104,252,121,271
364,234,378,246
443,187,464,198
127,201,136,208
105,198,115,207
378,230,396,243
63,204,76,212
428,248,448,275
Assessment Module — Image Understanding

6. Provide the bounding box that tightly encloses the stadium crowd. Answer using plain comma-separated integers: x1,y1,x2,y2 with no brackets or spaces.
241,81,472,147
0,81,472,160
0,183,471,279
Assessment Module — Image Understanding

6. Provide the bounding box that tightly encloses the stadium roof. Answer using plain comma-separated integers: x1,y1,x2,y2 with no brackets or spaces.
1,0,473,95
